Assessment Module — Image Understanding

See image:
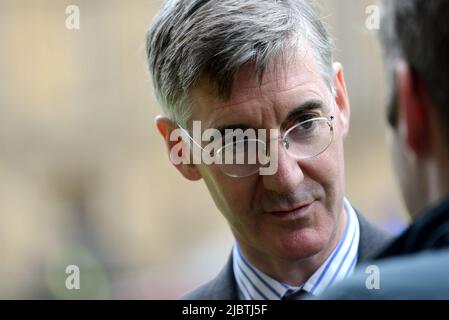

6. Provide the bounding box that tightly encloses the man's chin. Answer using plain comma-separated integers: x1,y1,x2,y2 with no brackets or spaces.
268,228,330,261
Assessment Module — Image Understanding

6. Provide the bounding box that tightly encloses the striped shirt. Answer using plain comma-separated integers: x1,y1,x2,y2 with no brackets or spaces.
232,197,360,300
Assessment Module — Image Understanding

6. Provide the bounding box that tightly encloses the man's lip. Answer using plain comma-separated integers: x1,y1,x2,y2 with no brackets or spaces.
267,201,314,216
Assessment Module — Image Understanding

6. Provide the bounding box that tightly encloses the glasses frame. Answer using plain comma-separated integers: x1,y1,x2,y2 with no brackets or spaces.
177,99,336,178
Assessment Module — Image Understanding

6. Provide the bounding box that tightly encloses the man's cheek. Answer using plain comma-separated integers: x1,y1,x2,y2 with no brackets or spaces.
306,154,337,182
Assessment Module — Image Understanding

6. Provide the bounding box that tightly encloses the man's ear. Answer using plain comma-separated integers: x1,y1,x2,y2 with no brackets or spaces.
155,115,202,181
332,62,351,138
395,61,430,155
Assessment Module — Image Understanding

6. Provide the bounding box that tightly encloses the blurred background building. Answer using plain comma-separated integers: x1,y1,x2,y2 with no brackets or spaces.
0,0,407,299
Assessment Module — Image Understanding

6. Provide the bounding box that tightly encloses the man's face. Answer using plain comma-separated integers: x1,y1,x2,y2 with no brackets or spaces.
189,50,350,262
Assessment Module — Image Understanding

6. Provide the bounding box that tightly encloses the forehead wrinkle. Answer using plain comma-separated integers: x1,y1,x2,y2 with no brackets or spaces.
191,51,329,130
197,80,328,131
214,73,319,112
231,69,321,98
205,96,265,130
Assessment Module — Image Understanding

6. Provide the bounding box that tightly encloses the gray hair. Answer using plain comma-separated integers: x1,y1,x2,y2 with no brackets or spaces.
146,0,334,127
380,0,449,134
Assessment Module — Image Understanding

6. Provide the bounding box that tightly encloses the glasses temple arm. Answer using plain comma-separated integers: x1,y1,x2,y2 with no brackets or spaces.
177,125,207,151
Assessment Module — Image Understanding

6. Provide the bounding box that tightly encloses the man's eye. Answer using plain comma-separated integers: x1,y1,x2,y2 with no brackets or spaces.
299,120,314,130
294,113,319,126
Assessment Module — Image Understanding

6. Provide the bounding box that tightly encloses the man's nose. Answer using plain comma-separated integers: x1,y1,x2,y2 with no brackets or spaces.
262,143,304,194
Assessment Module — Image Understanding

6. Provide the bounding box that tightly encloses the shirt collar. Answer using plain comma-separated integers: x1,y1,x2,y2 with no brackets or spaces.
232,197,360,300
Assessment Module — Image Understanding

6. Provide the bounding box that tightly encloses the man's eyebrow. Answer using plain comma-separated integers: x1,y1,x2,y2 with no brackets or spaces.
211,100,325,136
281,99,326,127
214,124,253,137
284,99,325,123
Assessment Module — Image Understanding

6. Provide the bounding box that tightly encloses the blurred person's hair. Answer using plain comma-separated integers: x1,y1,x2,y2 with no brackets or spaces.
380,0,449,140
145,0,334,127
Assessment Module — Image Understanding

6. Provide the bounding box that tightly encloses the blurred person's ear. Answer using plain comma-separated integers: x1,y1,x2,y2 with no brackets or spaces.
395,61,430,155
332,62,351,138
155,115,202,181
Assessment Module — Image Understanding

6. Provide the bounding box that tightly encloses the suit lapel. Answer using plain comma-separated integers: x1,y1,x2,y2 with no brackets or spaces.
205,254,239,300
355,208,394,263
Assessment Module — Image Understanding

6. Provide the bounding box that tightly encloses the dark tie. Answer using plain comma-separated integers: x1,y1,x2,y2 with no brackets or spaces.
282,289,309,300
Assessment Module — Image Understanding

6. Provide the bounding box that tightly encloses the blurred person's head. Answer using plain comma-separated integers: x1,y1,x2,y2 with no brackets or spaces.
146,0,351,281
380,0,449,218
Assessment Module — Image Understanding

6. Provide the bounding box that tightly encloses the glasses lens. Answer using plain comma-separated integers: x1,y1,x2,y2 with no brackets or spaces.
216,139,267,177
284,118,333,159
213,117,333,177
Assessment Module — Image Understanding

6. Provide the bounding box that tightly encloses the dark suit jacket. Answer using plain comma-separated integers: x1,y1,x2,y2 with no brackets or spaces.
318,197,449,299
182,210,393,300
